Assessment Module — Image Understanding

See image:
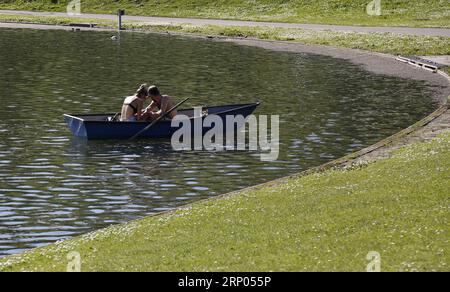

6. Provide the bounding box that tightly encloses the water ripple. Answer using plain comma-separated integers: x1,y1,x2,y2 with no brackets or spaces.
0,28,439,257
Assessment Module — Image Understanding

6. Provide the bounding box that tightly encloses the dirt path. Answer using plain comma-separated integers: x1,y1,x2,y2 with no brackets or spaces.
1,9,450,37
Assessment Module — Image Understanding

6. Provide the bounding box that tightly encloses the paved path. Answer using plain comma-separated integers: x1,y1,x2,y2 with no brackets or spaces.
1,9,450,37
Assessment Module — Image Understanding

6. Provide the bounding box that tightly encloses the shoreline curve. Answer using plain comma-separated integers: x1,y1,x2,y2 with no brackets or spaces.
0,21,449,260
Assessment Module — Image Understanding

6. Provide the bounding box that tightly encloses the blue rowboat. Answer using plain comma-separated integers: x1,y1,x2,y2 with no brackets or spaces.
64,103,260,140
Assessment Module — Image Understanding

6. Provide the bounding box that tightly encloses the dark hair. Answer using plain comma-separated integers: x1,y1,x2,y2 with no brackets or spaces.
148,85,160,97
136,84,148,96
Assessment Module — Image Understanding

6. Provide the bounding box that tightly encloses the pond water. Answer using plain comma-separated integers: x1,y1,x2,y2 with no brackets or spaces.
0,28,440,256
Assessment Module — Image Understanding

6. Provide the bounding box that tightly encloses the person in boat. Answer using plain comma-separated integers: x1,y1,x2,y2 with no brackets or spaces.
142,85,177,121
120,84,149,122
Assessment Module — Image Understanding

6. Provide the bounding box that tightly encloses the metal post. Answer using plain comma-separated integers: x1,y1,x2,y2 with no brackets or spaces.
118,9,125,31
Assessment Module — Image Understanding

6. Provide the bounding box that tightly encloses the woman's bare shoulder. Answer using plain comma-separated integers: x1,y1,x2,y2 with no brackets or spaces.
124,95,136,104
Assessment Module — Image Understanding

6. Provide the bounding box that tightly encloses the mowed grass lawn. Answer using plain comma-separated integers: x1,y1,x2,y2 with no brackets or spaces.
1,131,449,272
0,0,449,27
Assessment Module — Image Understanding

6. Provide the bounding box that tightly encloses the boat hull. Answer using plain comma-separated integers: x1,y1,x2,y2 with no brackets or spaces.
64,103,260,140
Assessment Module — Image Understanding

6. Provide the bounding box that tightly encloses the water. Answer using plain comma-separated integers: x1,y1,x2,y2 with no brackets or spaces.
0,28,440,256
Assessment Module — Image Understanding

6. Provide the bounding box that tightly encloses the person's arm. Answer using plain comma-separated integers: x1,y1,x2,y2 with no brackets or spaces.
145,101,158,112
142,101,155,120
135,101,144,121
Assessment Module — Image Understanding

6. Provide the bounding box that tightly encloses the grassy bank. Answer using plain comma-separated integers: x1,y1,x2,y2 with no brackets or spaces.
0,13,115,26
1,0,449,28
130,23,450,56
1,14,450,56
1,131,449,272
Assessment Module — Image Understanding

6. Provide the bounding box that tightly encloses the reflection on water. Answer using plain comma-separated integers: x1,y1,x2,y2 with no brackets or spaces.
0,28,441,256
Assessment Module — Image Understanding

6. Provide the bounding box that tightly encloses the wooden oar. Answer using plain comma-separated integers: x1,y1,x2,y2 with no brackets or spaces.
110,112,120,122
128,97,190,141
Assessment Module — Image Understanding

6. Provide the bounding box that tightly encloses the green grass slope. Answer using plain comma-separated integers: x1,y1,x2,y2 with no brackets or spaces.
1,131,449,272
0,13,449,56
0,0,449,27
